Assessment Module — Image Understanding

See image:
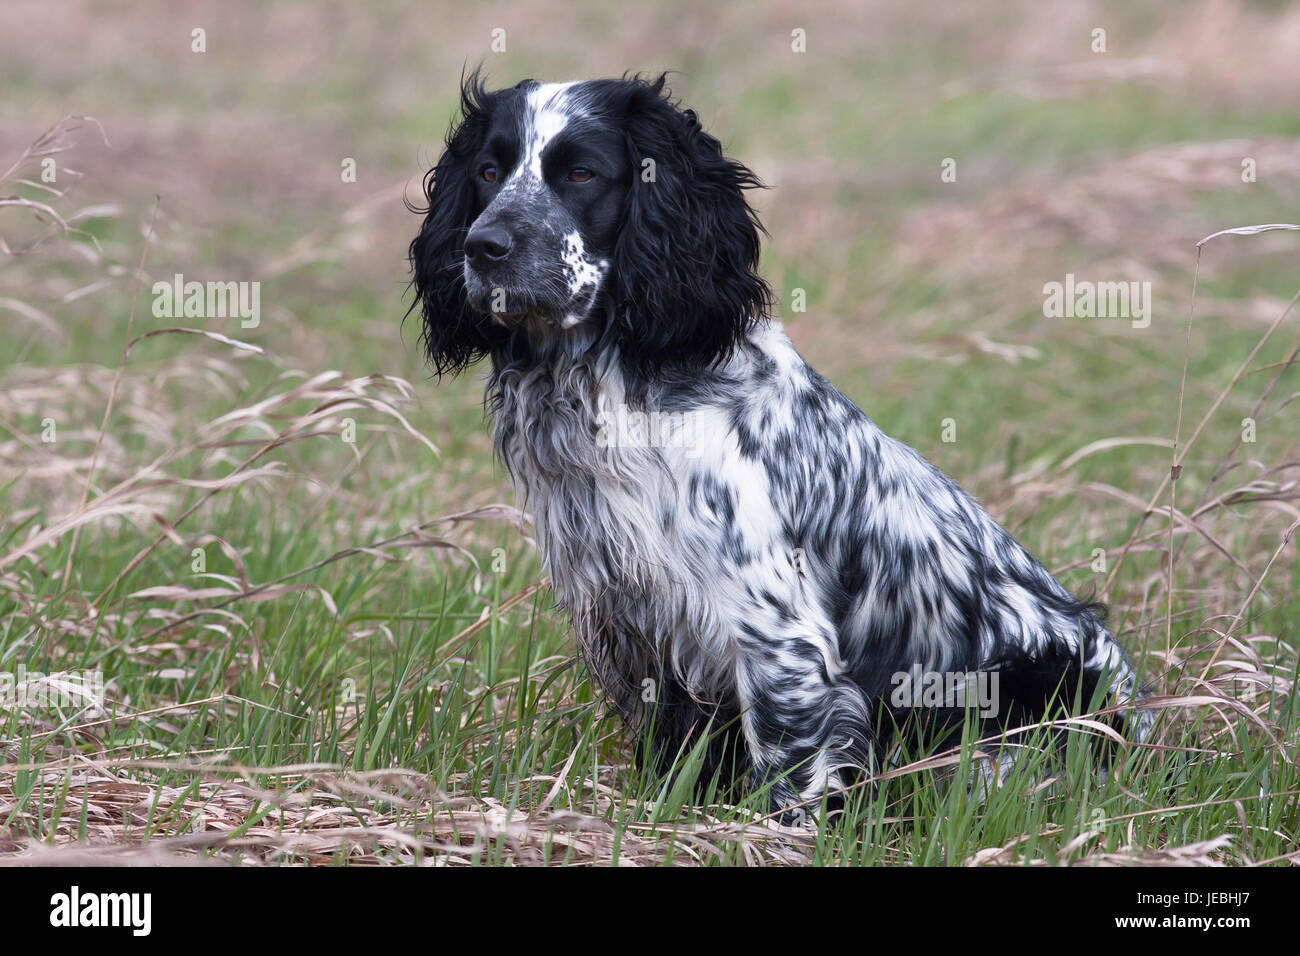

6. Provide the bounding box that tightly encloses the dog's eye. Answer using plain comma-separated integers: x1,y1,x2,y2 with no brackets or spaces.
480,164,498,184
568,167,594,183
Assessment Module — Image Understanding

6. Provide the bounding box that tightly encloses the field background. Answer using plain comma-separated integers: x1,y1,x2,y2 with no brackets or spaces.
1,0,1297,865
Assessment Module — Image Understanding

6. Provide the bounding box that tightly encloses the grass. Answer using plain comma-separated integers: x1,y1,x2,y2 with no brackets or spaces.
1,0,1298,865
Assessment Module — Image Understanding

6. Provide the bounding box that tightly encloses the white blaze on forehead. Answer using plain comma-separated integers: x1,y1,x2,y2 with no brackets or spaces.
520,81,580,179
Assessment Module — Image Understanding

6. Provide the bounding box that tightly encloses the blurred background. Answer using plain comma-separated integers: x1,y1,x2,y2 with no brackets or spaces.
7,0,1298,599
1,0,1297,862
7,0,1300,642
5,0,1300,690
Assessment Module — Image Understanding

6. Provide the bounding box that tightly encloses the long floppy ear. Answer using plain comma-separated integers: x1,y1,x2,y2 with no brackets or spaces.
612,75,773,370
407,71,503,376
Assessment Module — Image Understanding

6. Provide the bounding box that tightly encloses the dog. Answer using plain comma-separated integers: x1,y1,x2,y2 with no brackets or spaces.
408,73,1152,815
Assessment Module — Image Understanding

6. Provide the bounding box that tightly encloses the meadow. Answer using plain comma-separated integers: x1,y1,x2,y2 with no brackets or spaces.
0,0,1296,865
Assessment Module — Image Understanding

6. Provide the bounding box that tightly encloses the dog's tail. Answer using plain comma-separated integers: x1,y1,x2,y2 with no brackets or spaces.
1084,625,1157,744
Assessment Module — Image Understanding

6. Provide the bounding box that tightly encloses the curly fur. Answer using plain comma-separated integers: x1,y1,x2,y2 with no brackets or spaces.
408,72,1152,814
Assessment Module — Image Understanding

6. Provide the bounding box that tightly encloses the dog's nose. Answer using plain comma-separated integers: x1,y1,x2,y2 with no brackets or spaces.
464,225,513,268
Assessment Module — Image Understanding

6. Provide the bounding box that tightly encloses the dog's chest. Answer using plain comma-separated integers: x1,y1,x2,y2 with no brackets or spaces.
492,362,683,616
489,352,797,692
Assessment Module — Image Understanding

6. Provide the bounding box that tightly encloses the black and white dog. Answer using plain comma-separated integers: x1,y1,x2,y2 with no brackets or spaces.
409,73,1152,814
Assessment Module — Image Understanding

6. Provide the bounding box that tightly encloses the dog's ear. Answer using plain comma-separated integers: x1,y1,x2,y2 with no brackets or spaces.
611,75,773,370
407,71,503,376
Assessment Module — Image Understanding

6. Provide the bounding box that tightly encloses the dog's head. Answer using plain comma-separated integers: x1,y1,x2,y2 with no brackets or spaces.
408,73,772,375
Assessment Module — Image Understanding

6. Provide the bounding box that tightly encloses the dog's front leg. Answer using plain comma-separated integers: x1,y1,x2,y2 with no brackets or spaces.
732,618,876,823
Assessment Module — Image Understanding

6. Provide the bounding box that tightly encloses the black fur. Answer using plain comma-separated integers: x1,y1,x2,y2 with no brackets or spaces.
408,73,1153,815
